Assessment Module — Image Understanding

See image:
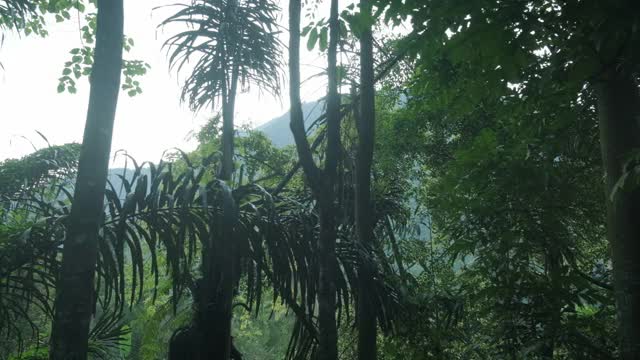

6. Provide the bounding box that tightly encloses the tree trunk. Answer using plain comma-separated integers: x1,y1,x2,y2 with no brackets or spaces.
356,0,377,358
219,62,236,182
49,0,124,358
596,67,640,359
288,0,339,359
317,197,339,360
204,55,238,360
220,101,234,181
288,0,316,180
541,245,562,359
318,1,340,359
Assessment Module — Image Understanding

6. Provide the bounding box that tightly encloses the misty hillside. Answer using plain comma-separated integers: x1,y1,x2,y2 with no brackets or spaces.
256,101,324,147
107,100,323,189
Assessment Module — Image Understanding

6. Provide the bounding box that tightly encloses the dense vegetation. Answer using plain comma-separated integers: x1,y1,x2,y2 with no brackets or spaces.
1,0,639,359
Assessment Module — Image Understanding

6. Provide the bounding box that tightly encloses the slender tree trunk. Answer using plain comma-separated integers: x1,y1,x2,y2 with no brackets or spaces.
317,198,338,360
220,110,233,180
219,62,236,182
541,245,562,359
204,59,238,360
289,0,339,359
318,1,340,359
288,0,320,186
356,0,377,358
220,97,235,181
596,67,640,359
49,0,124,358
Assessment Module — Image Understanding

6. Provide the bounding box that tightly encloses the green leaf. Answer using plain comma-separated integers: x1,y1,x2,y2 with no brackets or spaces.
307,27,318,51
301,25,312,37
319,27,328,51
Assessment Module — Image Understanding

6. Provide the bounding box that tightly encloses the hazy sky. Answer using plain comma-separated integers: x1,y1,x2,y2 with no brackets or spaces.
0,0,331,164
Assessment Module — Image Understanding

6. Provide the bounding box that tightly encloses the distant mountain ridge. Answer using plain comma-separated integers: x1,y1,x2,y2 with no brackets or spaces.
256,101,324,148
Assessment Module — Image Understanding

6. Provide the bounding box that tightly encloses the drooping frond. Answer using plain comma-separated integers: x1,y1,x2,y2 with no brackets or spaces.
0,143,80,202
1,149,405,357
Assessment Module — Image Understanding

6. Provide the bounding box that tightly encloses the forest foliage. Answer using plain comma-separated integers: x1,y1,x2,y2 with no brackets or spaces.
1,0,639,359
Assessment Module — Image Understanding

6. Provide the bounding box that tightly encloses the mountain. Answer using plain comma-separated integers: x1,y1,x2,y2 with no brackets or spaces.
105,101,323,190
256,101,324,148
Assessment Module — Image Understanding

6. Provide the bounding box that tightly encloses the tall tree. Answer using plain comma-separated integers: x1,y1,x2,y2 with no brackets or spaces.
48,0,124,358
162,1,282,357
288,0,340,358
380,0,640,355
355,0,377,358
596,64,640,358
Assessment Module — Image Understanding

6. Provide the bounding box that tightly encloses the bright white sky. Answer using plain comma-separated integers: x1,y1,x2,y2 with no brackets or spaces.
0,0,334,164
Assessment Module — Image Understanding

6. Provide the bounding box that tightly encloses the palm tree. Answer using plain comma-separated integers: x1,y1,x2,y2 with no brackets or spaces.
1,141,409,359
160,1,282,357
48,0,124,358
0,153,352,334
160,0,282,181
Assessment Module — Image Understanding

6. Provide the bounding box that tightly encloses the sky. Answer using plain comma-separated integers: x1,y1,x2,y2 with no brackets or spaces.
0,0,332,164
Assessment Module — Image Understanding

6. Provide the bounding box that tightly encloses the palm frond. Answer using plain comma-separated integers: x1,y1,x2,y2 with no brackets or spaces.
0,0,36,30
1,147,406,358
159,0,284,112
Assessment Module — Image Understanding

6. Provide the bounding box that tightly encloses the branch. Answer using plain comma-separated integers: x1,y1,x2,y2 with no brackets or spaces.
276,45,412,196
289,0,324,196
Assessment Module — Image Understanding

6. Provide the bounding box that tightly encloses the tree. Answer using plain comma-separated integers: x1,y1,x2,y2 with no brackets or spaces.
0,144,78,358
354,0,377,358
596,60,640,359
0,143,80,201
288,0,341,359
161,1,282,357
587,6,640,356
161,0,282,181
377,0,640,356
48,0,124,357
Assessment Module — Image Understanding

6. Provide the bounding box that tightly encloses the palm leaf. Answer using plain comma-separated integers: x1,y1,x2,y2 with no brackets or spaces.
159,0,283,112
1,147,406,358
